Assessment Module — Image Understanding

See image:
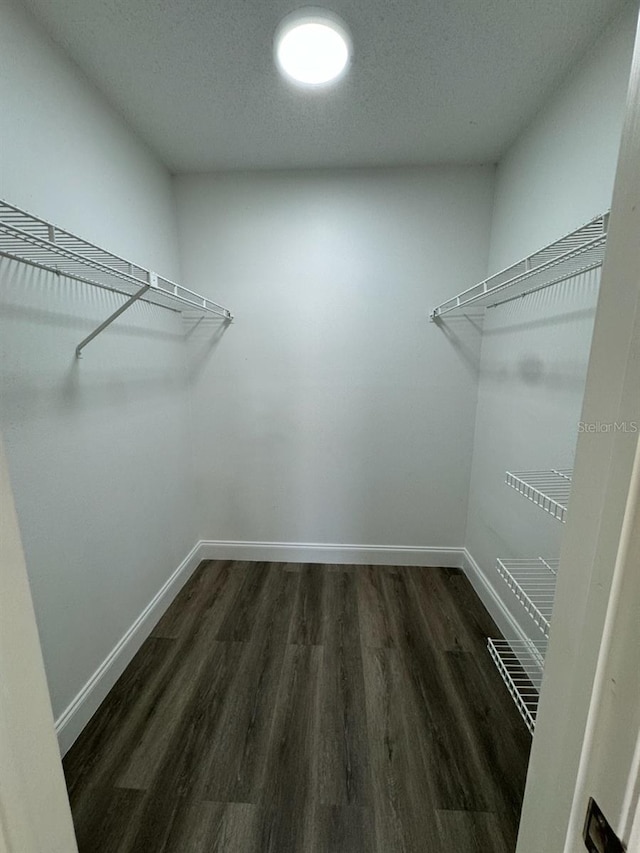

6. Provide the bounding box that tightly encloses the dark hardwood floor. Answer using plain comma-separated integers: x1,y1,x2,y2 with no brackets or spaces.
63,562,531,853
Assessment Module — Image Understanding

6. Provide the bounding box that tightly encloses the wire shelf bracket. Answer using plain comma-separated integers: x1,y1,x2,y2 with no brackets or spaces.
488,638,545,735
496,558,559,639
430,213,608,321
0,199,234,356
506,469,573,522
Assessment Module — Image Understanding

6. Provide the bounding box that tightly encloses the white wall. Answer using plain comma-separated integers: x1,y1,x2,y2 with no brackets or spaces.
464,1,637,640
0,0,196,744
174,167,494,549
487,0,638,273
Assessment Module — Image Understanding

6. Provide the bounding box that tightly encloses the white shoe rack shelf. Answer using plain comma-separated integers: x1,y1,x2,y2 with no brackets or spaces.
488,639,544,735
488,469,574,734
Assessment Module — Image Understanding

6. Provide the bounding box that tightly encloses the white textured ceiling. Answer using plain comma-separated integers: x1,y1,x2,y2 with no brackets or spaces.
21,0,628,172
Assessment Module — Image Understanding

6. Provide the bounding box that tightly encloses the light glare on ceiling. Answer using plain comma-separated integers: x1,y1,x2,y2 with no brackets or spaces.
275,10,351,87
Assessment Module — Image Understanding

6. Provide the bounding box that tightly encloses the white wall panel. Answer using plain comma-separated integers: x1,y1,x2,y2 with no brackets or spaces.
0,0,196,732
175,167,494,548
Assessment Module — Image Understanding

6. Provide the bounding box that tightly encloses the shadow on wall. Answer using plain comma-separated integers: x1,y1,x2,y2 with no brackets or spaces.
0,259,184,335
432,312,484,379
0,259,201,416
0,299,183,343
183,316,232,380
465,269,600,391
481,305,598,337
478,354,597,393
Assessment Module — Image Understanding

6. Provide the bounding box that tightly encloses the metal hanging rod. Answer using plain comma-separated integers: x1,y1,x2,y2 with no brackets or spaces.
0,199,233,356
430,213,609,321
505,468,573,523
487,638,545,735
496,557,559,639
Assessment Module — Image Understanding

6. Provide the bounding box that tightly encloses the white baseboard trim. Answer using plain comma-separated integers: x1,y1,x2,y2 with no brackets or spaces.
198,539,466,567
461,548,530,646
55,541,202,756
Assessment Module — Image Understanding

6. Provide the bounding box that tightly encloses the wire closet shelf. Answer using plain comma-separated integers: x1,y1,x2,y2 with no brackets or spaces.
430,213,608,320
0,199,233,356
506,469,573,523
488,639,545,735
496,558,559,639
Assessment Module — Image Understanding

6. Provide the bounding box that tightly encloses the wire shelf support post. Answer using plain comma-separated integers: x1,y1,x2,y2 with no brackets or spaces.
75,283,151,358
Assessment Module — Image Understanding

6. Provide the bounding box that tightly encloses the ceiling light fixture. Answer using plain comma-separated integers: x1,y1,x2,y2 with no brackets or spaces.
275,9,351,87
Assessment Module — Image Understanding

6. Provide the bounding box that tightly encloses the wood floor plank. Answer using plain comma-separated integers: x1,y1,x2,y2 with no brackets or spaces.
356,566,395,649
318,571,370,807
123,641,246,852
256,643,322,853
288,564,326,645
151,560,232,640
443,648,529,841
435,809,514,853
381,569,493,812
203,567,298,803
327,563,358,573
314,805,375,853
408,566,477,652
63,637,179,842
361,646,440,853
394,571,530,830
115,639,216,790
64,637,174,796
116,566,249,791
215,561,271,641
163,802,260,853
73,788,146,853
446,569,507,654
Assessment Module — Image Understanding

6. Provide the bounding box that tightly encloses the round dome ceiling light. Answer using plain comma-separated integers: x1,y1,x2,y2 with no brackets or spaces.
275,9,351,87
